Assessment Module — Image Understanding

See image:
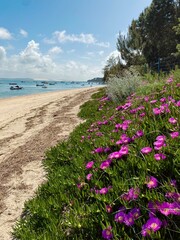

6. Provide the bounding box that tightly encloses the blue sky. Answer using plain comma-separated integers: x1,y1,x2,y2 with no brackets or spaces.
0,0,152,81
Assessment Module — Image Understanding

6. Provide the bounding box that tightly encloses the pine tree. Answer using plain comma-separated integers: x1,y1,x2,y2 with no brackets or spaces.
142,0,179,63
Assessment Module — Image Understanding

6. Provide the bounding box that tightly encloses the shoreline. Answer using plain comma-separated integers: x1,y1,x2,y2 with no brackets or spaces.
0,85,105,101
0,86,102,240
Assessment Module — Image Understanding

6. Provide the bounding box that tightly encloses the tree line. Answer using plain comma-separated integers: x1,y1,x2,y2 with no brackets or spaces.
104,0,180,81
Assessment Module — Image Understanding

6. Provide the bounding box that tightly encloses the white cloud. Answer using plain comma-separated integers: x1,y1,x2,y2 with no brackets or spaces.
8,40,56,75
0,46,6,60
53,30,96,44
44,30,110,48
20,29,28,37
0,46,7,70
60,61,102,80
48,46,63,55
19,40,41,63
43,37,56,45
0,40,103,80
0,27,12,40
96,42,110,48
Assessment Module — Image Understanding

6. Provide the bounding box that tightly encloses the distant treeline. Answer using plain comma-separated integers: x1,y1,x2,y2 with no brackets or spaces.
104,0,180,81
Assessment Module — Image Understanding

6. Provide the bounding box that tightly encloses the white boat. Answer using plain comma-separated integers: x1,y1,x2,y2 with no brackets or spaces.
10,85,23,90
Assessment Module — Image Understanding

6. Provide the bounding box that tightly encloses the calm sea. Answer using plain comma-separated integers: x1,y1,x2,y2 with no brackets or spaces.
0,79,102,99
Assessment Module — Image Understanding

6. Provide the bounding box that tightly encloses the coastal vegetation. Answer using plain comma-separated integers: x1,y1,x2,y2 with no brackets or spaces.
13,69,180,239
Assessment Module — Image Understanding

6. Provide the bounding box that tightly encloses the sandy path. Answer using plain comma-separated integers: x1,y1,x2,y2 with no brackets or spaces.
0,87,100,240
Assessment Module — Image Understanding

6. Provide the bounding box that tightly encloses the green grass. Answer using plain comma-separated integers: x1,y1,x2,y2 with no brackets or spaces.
13,71,180,240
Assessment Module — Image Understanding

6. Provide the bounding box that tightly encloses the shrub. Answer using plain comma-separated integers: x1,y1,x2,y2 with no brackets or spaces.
106,67,140,102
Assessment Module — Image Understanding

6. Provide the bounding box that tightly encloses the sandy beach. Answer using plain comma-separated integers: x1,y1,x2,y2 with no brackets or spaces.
0,87,101,240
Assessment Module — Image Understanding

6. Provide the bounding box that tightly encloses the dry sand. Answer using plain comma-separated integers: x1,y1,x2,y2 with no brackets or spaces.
0,87,101,240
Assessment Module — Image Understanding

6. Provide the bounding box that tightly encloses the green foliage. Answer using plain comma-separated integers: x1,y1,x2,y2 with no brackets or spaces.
116,24,145,67
13,71,180,240
116,0,180,68
173,18,180,55
103,56,126,82
142,0,178,62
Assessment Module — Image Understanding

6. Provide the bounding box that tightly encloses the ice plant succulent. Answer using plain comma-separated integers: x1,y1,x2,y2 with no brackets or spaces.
85,161,94,169
102,226,113,239
114,211,125,223
86,173,93,181
141,146,152,154
154,153,166,161
169,117,177,124
170,131,179,138
147,176,158,189
142,217,162,237
100,159,112,170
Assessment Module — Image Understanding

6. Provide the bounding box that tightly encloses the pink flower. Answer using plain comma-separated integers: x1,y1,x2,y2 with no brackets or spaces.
128,187,140,200
106,205,113,213
100,159,112,170
114,211,125,223
86,161,94,169
154,153,166,161
170,132,179,138
130,208,141,219
99,187,109,194
116,134,131,145
86,173,93,181
160,97,166,103
94,147,104,153
176,100,180,107
153,108,161,115
144,96,149,102
165,192,180,201
124,213,135,226
170,202,180,215
153,140,164,148
156,135,166,141
150,99,157,104
147,176,158,189
102,226,113,239
121,187,140,201
142,217,162,237
166,77,173,83
141,147,152,154
169,117,177,124
153,137,166,150
170,179,177,187
119,145,129,155
109,151,122,159
159,202,173,216
136,130,144,137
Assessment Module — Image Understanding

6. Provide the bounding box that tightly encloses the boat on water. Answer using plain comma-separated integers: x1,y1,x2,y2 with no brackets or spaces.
10,85,23,90
36,84,44,86
41,81,48,84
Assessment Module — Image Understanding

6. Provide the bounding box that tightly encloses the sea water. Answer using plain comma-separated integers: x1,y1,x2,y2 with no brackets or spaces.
0,79,103,99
